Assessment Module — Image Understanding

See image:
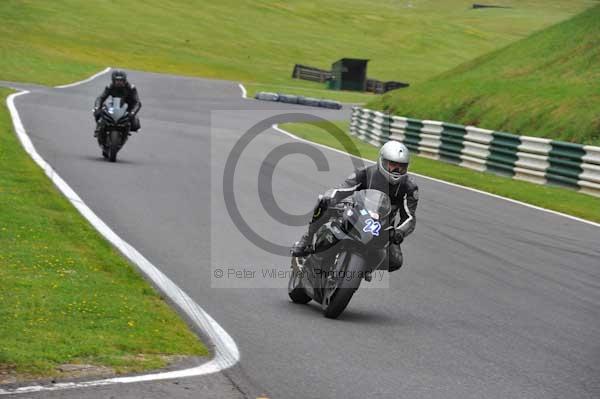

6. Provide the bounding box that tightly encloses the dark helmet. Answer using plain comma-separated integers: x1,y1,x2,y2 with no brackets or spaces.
111,70,128,88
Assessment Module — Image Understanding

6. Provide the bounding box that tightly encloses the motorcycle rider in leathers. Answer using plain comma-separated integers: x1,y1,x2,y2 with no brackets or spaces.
93,70,141,143
292,140,418,272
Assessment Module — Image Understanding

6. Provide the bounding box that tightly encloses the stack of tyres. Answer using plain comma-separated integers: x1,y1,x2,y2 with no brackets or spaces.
253,91,342,110
254,92,279,102
319,99,342,110
298,96,321,107
278,94,299,104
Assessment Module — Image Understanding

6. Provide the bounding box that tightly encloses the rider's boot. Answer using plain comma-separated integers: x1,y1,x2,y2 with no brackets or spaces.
291,196,330,257
93,122,102,138
291,219,323,257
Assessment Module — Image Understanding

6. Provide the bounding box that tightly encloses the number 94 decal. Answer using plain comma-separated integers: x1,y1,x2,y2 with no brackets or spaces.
362,219,381,236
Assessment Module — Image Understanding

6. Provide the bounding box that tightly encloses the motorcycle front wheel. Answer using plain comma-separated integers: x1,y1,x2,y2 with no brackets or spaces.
108,130,121,162
322,251,365,319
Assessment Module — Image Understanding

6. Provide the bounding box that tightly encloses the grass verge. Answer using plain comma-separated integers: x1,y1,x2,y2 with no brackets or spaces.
0,1,593,102
0,88,208,380
280,121,600,223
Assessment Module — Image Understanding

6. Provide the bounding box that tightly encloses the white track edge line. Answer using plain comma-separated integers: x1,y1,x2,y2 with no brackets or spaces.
1,79,239,396
54,67,112,89
238,83,248,99
272,124,600,229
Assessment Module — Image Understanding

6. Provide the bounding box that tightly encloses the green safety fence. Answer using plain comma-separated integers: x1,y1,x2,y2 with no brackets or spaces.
349,107,600,197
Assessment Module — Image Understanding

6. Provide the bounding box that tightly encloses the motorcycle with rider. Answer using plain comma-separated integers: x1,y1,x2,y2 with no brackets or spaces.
289,140,419,318
93,70,142,162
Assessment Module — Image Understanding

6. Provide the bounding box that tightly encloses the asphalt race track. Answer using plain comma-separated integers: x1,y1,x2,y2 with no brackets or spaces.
6,70,600,398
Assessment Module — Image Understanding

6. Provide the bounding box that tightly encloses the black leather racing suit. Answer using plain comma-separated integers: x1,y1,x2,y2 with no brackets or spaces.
94,83,142,133
308,164,418,271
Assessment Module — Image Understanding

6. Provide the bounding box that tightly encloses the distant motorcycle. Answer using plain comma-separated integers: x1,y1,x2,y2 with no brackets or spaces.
289,189,393,318
96,97,130,162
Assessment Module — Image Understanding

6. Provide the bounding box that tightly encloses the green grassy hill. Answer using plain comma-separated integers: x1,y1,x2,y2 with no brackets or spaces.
0,0,594,101
369,4,600,144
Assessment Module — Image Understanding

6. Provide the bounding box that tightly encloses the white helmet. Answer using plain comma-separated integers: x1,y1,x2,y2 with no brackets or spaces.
377,141,410,185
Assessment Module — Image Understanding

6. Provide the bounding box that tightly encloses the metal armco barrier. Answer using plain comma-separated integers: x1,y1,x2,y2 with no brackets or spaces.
350,107,600,197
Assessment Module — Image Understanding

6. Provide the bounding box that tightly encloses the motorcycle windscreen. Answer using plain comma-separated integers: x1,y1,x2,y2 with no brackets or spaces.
107,97,128,122
348,189,391,243
353,189,392,219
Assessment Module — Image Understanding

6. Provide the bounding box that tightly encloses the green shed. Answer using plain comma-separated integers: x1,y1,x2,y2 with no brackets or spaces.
328,58,369,91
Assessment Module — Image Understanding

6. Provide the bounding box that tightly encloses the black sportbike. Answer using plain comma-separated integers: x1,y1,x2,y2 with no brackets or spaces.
96,97,131,162
289,189,393,318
